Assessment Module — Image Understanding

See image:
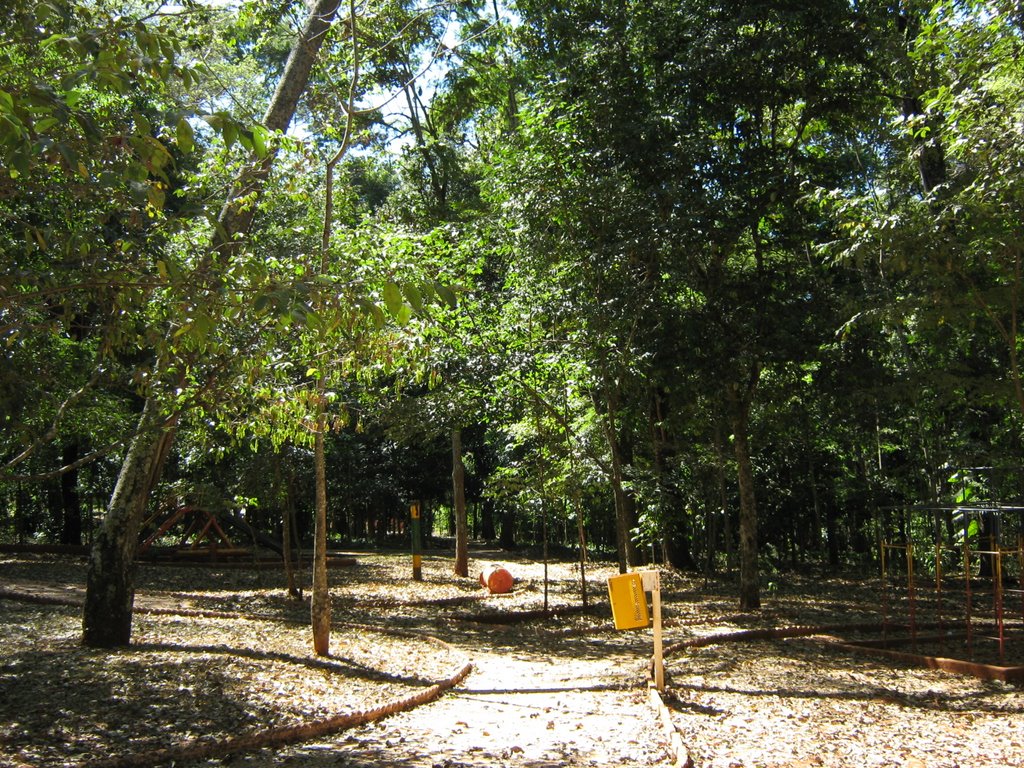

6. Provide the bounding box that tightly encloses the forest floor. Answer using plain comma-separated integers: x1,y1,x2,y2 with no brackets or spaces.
0,548,1022,768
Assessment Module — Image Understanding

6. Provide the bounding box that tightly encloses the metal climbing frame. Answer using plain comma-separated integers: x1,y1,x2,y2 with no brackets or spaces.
877,504,1024,666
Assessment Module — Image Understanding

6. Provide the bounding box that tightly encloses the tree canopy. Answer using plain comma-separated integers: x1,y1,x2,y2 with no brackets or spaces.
3,0,1024,639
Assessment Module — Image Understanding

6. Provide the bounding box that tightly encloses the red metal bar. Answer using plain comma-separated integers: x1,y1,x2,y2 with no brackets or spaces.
965,542,974,660
995,549,1005,664
1019,536,1024,625
935,541,945,652
139,506,192,554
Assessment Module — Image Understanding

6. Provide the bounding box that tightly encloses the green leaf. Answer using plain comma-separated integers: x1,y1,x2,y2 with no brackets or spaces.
383,282,404,317
369,303,386,330
403,283,423,312
176,117,194,153
34,117,59,134
434,282,457,308
147,182,166,212
39,33,66,50
203,112,224,130
252,125,268,158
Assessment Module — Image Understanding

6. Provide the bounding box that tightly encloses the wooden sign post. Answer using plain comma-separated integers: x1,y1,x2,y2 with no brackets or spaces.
410,501,423,581
607,569,665,692
641,570,665,692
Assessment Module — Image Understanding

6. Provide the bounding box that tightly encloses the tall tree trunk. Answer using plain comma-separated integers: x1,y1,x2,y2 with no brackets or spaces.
896,7,947,198
59,440,82,546
213,0,345,258
601,393,639,573
81,0,343,648
81,402,173,647
713,417,734,575
704,502,718,580
452,428,469,577
498,505,515,548
311,402,331,655
281,462,301,599
282,494,299,598
481,498,495,541
650,388,697,570
727,380,761,611
808,455,824,556
825,505,841,567
563,391,588,607
608,437,636,573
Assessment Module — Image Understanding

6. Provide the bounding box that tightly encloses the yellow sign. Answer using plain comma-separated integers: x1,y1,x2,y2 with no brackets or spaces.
607,572,650,630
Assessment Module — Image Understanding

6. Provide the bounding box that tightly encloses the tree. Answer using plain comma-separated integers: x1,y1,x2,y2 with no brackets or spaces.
496,0,876,603
817,2,1024,527
82,0,345,648
1,0,208,492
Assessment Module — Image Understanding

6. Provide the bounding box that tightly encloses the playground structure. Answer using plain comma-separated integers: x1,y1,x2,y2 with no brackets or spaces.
867,503,1024,681
138,504,283,561
135,502,358,570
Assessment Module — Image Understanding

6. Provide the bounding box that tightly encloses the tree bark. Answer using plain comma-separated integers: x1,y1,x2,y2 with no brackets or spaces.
281,462,301,599
481,498,495,541
498,505,515,548
608,437,631,573
81,402,172,647
311,403,331,655
599,388,639,573
712,417,734,575
81,0,343,648
897,5,947,198
59,441,82,546
808,455,823,555
727,380,761,611
213,0,344,258
650,388,697,570
452,428,469,577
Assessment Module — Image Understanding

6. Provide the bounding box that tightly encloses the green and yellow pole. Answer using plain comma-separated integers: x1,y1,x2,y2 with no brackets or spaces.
410,500,423,581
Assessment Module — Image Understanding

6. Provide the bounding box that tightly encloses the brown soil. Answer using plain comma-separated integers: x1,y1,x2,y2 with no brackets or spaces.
0,551,1022,768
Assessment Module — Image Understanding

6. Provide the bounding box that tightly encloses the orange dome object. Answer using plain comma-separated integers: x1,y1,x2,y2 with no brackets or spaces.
479,564,514,594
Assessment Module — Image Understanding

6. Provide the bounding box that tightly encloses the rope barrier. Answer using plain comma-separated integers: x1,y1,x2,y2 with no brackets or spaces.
0,586,473,768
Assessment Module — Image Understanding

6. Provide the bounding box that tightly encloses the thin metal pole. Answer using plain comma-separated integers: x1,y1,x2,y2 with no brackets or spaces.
1019,535,1024,625
880,539,889,641
906,541,917,649
936,541,944,652
995,548,1005,664
965,541,974,660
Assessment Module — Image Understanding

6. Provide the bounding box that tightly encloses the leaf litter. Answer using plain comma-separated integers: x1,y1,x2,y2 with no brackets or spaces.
0,553,1022,767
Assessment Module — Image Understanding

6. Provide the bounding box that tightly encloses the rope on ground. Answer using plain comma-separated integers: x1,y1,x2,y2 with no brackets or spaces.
661,621,905,658
82,658,473,768
0,586,474,768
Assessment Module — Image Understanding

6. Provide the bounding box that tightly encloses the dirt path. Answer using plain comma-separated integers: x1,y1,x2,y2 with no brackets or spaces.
0,555,675,767
327,639,666,767
226,636,671,768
